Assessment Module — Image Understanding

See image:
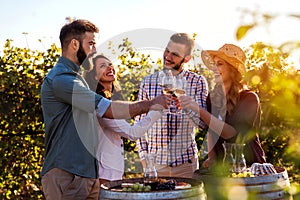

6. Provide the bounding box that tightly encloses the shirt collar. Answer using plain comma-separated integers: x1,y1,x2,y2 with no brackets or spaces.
59,56,81,72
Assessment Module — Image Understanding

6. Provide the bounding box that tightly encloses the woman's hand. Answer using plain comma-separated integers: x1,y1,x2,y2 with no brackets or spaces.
202,157,217,168
177,95,199,112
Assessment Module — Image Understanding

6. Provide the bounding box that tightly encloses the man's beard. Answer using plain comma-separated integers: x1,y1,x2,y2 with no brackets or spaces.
173,58,185,71
77,42,87,66
164,57,185,71
77,42,94,71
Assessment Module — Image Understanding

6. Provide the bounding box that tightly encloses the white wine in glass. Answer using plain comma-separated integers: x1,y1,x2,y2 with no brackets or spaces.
159,70,175,114
173,74,187,114
162,84,174,95
160,70,175,95
174,88,186,97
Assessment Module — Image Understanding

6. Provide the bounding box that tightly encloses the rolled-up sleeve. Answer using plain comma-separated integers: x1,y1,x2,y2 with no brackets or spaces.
96,98,111,118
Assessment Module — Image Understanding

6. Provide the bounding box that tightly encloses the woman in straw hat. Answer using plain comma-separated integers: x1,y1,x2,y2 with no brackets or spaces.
178,44,266,169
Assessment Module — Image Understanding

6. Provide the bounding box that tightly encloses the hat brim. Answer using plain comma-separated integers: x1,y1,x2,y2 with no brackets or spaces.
203,50,245,75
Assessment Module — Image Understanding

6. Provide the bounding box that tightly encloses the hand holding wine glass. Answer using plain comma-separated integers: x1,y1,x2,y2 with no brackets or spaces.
177,95,200,114
158,70,176,114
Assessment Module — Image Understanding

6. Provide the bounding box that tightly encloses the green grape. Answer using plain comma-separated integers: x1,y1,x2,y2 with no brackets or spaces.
132,184,139,191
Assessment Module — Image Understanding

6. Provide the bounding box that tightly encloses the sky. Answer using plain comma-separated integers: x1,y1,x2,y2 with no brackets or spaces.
1,0,299,66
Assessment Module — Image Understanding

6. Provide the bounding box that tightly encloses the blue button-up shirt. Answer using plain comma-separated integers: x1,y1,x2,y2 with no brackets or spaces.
40,56,111,178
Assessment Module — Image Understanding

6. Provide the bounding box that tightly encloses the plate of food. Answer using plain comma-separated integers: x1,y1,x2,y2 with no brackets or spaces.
175,181,191,189
156,178,192,190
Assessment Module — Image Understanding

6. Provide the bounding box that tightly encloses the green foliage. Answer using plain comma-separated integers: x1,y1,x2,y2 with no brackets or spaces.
236,24,255,41
114,38,163,101
236,13,300,190
245,42,300,190
0,40,60,199
0,135,44,199
0,40,60,136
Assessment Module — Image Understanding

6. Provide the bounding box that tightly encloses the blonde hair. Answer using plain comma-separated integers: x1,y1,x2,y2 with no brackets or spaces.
226,68,244,114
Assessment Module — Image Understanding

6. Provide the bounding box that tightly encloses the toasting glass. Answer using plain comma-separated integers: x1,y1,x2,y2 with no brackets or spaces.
159,70,175,114
173,74,187,115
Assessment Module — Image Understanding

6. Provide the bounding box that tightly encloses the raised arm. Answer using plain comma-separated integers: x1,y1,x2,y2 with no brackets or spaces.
101,94,170,119
184,74,208,130
98,111,162,140
178,95,237,139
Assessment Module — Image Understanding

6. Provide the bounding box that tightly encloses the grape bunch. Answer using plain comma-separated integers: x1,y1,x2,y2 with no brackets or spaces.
122,183,151,192
156,179,176,190
230,171,254,178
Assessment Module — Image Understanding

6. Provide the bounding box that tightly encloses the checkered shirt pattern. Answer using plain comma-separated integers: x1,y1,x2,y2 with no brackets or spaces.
135,70,208,166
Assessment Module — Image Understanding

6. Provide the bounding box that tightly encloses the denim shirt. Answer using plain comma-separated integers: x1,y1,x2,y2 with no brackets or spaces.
40,57,111,178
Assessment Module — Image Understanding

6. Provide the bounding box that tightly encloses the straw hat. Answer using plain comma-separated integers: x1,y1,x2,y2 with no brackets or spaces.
201,44,246,75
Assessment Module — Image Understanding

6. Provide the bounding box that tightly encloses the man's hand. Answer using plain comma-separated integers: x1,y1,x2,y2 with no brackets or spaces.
149,94,172,111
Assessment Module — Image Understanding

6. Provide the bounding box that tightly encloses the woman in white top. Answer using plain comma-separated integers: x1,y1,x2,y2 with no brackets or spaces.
84,54,164,184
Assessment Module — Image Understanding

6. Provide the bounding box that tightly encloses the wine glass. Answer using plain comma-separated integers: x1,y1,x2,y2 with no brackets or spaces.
222,142,235,173
173,74,187,115
143,153,158,190
174,74,187,97
159,70,175,114
160,70,175,95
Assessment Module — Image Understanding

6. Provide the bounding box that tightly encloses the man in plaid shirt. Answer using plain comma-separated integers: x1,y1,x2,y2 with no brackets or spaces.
135,33,208,178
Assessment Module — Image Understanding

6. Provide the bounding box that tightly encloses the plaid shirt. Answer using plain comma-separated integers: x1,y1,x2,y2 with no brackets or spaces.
135,70,208,166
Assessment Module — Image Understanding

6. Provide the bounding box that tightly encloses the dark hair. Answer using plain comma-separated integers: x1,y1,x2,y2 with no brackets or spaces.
59,19,99,50
83,55,123,100
170,33,194,56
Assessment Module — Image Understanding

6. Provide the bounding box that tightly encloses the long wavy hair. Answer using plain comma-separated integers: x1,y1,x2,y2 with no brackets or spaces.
210,64,247,118
83,54,123,100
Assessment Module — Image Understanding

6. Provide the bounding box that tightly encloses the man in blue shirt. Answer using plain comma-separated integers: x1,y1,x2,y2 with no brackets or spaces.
40,19,170,200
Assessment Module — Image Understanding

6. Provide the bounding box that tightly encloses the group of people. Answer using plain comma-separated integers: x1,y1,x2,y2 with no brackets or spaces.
40,19,266,199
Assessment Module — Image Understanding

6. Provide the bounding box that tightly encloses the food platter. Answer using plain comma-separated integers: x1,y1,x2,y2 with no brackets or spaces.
175,183,191,190
107,179,191,191
100,177,206,200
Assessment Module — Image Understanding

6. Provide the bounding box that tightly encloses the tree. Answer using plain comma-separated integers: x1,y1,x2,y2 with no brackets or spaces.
236,9,300,196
